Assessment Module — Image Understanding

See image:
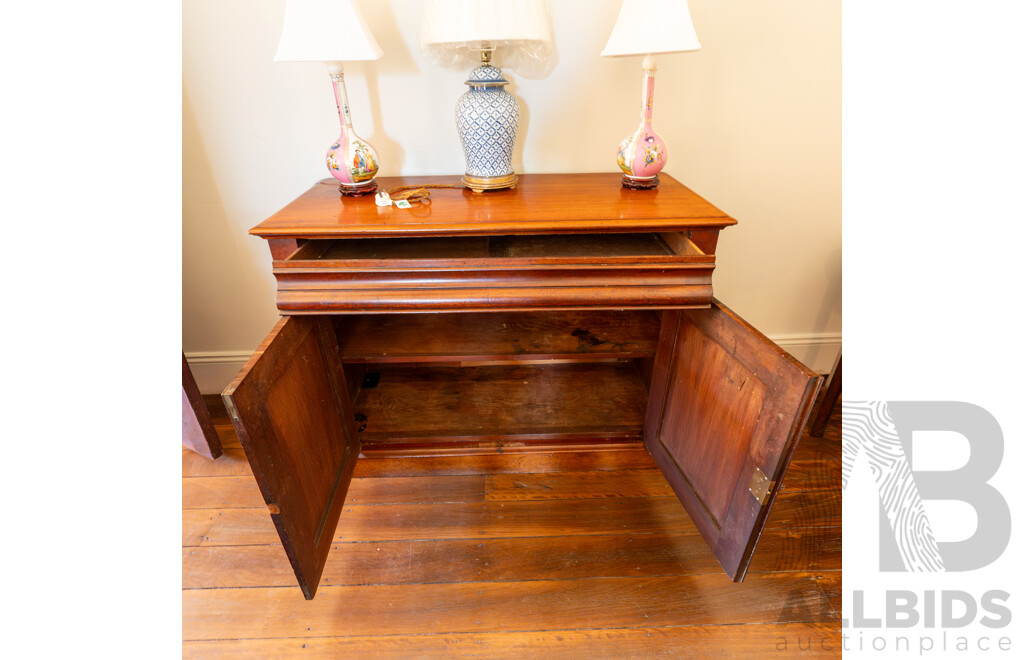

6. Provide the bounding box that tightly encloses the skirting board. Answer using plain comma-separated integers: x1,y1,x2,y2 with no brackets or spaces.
186,334,842,396
185,350,253,396
770,333,842,379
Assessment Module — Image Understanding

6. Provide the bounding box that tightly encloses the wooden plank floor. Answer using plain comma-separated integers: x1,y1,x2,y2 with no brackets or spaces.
184,395,842,658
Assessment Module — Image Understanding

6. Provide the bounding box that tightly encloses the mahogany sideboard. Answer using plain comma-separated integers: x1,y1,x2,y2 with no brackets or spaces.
223,173,822,599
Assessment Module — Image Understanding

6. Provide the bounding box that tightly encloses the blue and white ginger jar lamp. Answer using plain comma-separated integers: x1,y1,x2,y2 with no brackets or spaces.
419,0,553,193
456,52,521,192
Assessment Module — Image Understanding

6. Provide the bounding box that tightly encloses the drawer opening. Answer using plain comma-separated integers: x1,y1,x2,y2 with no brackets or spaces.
284,232,707,264
275,233,714,313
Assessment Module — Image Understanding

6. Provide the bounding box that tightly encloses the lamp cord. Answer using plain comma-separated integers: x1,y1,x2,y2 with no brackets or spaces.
385,184,464,205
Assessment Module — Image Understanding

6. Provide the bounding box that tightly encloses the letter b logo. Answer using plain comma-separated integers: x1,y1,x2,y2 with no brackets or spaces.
843,401,1010,572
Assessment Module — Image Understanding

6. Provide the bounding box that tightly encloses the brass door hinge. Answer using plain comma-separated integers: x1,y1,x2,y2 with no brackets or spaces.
749,466,776,506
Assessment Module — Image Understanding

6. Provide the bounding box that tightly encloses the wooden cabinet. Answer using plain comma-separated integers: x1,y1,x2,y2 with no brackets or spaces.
223,173,821,599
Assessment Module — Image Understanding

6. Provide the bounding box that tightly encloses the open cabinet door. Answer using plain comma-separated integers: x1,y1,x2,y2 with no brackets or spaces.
644,301,822,581
223,316,359,599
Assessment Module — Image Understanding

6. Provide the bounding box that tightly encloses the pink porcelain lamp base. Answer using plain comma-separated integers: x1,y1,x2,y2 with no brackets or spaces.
327,65,380,197
615,56,667,190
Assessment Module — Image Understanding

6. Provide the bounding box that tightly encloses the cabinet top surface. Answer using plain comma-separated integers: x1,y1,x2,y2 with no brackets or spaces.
251,172,736,239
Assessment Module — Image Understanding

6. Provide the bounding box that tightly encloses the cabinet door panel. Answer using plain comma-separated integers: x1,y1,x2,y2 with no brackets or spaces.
645,301,821,581
182,353,222,459
222,316,359,599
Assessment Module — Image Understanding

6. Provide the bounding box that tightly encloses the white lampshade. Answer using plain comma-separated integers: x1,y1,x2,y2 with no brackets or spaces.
275,0,382,63
419,0,552,48
601,0,701,57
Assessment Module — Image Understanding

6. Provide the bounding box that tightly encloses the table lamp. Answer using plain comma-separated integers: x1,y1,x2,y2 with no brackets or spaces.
601,0,701,190
420,0,552,193
275,0,383,196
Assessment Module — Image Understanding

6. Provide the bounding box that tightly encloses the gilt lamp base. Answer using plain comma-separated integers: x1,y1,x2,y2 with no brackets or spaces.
462,173,519,194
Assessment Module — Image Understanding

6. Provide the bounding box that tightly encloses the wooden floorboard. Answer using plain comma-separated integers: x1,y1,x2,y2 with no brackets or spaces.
183,447,250,477
184,396,842,656
352,447,660,477
185,464,846,508
184,489,839,547
184,622,841,659
183,527,841,590
183,474,488,509
183,573,837,641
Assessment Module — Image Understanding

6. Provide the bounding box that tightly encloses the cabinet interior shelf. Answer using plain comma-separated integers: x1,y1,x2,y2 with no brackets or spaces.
352,362,649,455
338,310,658,454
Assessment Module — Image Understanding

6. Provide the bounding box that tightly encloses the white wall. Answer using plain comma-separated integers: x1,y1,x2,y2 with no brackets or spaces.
183,0,841,393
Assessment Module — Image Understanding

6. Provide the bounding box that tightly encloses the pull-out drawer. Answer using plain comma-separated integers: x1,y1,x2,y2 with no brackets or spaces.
272,232,716,313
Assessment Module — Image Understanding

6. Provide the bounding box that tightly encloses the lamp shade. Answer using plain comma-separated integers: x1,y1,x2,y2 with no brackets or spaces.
419,0,552,48
275,0,382,63
601,0,701,57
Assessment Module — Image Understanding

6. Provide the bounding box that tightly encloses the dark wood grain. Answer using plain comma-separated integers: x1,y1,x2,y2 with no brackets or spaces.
182,354,222,459
256,175,728,312
352,448,659,477
184,623,842,659
685,228,722,255
202,394,230,424
307,232,704,262
781,459,842,492
644,300,822,582
183,527,840,589
793,421,842,460
274,267,714,313
182,404,842,652
212,425,239,449
267,237,300,260
353,363,648,447
817,571,844,615
485,469,674,501
747,526,842,573
502,233,681,258
220,172,830,612
183,490,840,547
222,317,361,599
183,474,486,509
183,572,837,641
331,492,840,544
810,354,841,437
335,310,662,363
183,460,838,508
252,173,735,239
